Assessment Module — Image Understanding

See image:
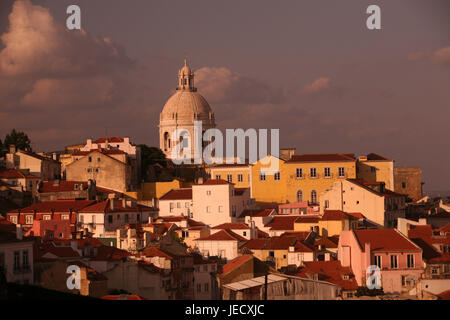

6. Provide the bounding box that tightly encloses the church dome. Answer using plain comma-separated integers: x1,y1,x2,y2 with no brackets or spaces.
160,59,215,123
160,90,213,121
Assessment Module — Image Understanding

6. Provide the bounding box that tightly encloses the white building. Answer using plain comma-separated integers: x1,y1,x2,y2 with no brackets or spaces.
192,179,254,227
159,59,216,160
211,222,257,240
320,179,406,228
78,198,157,238
158,188,193,217
195,229,246,261
0,223,34,285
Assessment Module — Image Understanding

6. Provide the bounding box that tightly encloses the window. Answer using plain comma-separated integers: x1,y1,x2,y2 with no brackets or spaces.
79,215,84,223
260,172,266,181
206,190,211,196
170,202,174,213
227,174,233,182
296,168,303,179
390,255,398,269
14,251,20,271
402,182,406,188
274,171,281,180
311,190,317,204
108,215,113,224
204,283,209,292
125,214,129,223
185,202,190,208
324,200,329,209
62,215,69,220
237,174,243,182
10,216,17,224
243,231,247,237
297,190,303,202
22,250,29,269
215,174,221,180
43,215,51,220
25,215,33,225
87,168,92,173
97,157,101,162
370,167,376,173
218,206,223,213
197,284,201,292
177,202,181,208
374,255,382,268
407,254,414,268
310,168,317,178
338,167,345,177
91,215,96,223
203,265,208,272
324,167,331,178
88,156,92,162
95,168,99,173
206,206,211,213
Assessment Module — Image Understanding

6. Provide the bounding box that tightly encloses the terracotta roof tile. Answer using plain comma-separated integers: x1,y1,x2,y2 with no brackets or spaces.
221,254,253,275
196,229,246,241
286,153,355,163
354,229,420,252
159,188,192,200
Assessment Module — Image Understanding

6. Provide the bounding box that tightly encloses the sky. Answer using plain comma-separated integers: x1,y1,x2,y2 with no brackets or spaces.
0,0,449,191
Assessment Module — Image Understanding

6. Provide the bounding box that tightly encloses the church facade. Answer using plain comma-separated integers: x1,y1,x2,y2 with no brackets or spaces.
159,60,216,162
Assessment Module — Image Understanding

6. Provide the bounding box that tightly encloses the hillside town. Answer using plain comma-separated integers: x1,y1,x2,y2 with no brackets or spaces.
0,60,449,301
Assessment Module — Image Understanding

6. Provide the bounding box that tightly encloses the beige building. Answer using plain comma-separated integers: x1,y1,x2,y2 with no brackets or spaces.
5,146,60,181
66,149,132,192
320,179,406,228
159,59,216,161
158,188,193,217
394,166,423,201
356,153,394,190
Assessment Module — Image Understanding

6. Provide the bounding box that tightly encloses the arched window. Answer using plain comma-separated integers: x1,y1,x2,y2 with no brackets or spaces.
296,190,303,202
163,132,169,151
311,190,317,204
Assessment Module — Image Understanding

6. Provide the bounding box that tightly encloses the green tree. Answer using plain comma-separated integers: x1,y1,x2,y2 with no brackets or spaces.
4,129,31,151
138,144,167,179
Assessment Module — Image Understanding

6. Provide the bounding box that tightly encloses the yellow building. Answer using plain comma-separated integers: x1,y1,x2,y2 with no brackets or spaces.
206,153,396,206
208,164,252,189
293,210,359,237
356,153,394,190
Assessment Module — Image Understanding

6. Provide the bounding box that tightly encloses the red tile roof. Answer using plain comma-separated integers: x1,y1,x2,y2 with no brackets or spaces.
256,228,269,238
212,222,250,230
141,247,173,259
265,216,298,231
299,261,358,291
242,236,300,250
221,254,253,275
91,246,130,261
79,199,155,213
94,137,124,143
159,188,192,200
286,153,355,163
353,229,420,252
0,168,40,179
408,225,450,263
8,200,96,214
294,216,320,224
240,208,274,218
201,179,232,185
39,180,88,193
196,229,246,241
437,290,450,300
321,210,358,221
73,148,126,156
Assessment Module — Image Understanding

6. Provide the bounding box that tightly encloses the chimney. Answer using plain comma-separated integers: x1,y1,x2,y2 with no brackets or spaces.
288,246,295,252
110,199,115,210
52,153,58,161
324,252,331,261
124,137,130,144
122,198,126,208
16,224,23,240
9,144,16,154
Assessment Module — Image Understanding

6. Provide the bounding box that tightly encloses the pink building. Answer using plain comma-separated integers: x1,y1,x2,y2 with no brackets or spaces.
278,201,319,215
338,229,423,294
25,219,72,240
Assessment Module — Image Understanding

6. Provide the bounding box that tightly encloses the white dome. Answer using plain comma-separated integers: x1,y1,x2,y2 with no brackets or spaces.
160,90,213,121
